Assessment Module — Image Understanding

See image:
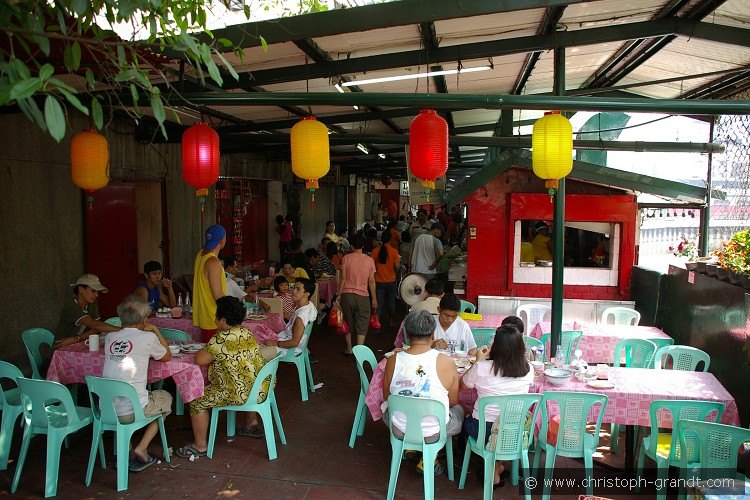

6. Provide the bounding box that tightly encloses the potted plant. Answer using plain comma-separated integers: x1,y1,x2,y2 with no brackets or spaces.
714,229,750,288
670,235,698,270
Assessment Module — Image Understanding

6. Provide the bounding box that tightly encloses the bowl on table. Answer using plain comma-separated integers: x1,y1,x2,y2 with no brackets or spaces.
543,368,574,386
168,345,181,355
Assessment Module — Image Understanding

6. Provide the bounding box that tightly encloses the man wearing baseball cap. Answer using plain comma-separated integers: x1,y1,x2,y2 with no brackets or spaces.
409,222,445,280
134,260,177,312
193,224,228,342
54,274,121,348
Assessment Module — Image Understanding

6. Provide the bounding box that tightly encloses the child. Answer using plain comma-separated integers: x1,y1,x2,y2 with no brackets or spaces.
273,275,295,321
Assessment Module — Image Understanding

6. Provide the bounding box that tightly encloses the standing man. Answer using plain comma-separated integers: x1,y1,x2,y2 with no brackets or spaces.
338,234,377,355
134,261,176,312
409,223,445,280
55,274,120,348
409,208,433,242
193,224,227,342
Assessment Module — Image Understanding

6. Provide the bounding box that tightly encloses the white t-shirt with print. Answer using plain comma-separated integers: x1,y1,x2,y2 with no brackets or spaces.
277,301,317,355
225,276,246,301
433,316,477,351
461,361,534,422
102,328,167,416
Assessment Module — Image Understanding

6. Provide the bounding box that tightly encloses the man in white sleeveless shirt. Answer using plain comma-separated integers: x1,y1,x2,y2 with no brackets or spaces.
383,310,464,475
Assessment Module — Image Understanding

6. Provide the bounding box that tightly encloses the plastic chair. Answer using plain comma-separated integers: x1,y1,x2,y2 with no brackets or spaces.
386,394,454,500
460,300,476,313
21,328,54,379
104,317,121,327
515,304,551,333
653,345,710,372
471,328,496,347
11,377,96,497
279,321,315,401
459,394,542,500
84,376,170,492
0,361,24,470
207,356,286,460
610,339,659,453
158,328,189,342
636,400,724,500
349,345,377,448
532,391,608,500
539,330,583,363
523,335,544,352
601,306,641,326
677,420,750,489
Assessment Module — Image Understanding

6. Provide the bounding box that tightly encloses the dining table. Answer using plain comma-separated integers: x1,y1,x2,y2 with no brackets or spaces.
150,313,285,343
393,314,509,348
316,277,338,306
529,322,675,364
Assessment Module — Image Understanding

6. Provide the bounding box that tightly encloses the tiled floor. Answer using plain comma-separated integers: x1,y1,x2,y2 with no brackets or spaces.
1,315,657,498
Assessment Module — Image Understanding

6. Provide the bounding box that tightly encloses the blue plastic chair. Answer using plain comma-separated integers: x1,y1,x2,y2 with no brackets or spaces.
532,391,608,500
11,377,96,497
279,321,315,401
471,328,496,347
523,335,544,352
0,361,24,470
349,345,377,448
460,300,476,313
207,355,286,460
21,328,54,379
653,345,710,372
386,394,454,500
104,317,121,327
637,400,724,500
459,394,542,500
539,330,583,363
84,376,171,492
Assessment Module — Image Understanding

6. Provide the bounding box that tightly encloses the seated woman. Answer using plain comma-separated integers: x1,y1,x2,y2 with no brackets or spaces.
176,296,271,458
460,325,534,488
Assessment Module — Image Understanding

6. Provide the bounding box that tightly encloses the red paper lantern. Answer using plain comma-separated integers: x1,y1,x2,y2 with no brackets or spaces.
409,110,448,201
182,122,220,212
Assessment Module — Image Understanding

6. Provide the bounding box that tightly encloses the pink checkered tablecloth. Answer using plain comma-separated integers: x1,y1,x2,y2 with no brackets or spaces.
317,278,338,306
529,322,674,364
393,314,508,348
151,314,285,342
46,342,208,403
531,367,740,427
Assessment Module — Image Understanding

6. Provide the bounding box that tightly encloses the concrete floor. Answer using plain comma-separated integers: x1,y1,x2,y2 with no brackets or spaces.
1,315,658,499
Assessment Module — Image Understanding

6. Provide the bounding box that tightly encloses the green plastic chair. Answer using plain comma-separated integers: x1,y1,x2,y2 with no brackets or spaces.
207,355,286,460
11,377,97,497
385,394,454,500
0,361,24,471
653,345,711,372
532,391,608,500
539,330,583,363
677,420,750,489
459,394,542,500
650,337,675,350
523,335,544,352
158,327,189,342
279,321,315,401
21,328,54,379
471,328,496,347
636,399,724,500
460,300,476,313
349,345,377,448
609,339,658,454
601,306,641,326
104,317,121,327
84,376,170,492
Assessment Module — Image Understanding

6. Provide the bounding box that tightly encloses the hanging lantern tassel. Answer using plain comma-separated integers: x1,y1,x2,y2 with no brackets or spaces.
421,179,435,203
86,191,95,209
306,180,318,210
196,188,208,215
545,180,558,202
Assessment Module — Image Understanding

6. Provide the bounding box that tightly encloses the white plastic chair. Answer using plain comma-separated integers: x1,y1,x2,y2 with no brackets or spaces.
515,304,551,334
601,307,640,326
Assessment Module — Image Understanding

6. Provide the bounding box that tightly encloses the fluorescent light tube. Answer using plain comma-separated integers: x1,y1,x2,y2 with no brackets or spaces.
341,66,491,87
356,143,369,154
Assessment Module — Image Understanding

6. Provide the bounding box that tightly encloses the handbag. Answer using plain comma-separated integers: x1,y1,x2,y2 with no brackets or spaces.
369,312,381,330
328,304,343,328
335,319,350,336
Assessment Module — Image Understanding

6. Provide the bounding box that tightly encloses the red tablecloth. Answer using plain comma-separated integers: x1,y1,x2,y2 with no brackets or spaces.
393,314,508,348
151,314,285,342
529,322,674,364
46,342,208,403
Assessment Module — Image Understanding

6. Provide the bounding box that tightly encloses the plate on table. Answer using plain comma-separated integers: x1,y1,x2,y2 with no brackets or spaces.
453,358,473,370
246,314,268,320
319,273,332,280
180,343,205,353
258,289,273,294
587,380,615,389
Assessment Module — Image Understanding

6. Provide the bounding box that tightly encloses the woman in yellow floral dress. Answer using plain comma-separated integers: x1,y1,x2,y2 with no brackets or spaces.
176,296,270,458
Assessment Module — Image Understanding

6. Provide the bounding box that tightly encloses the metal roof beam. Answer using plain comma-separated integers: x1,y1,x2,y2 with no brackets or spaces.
511,5,567,95
679,68,750,100
444,150,516,206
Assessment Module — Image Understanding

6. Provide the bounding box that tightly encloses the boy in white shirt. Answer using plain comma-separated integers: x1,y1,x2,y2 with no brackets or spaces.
102,295,172,471
264,278,317,355
432,293,477,354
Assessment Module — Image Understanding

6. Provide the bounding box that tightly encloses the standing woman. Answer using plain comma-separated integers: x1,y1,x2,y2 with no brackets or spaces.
338,234,377,355
275,215,293,258
323,220,340,245
371,231,400,329
460,325,534,488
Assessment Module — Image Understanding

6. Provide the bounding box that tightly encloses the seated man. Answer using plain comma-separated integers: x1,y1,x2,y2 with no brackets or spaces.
134,261,176,312
432,293,477,355
264,278,317,355
280,258,309,284
382,310,464,476
222,256,254,302
102,295,172,471
410,278,444,314
55,274,120,348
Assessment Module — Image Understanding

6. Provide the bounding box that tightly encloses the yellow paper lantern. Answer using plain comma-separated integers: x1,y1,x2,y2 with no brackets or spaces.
291,116,329,205
71,129,109,207
532,111,573,197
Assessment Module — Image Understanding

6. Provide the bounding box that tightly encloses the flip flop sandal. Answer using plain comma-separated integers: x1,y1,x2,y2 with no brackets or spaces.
174,444,208,458
128,453,156,472
236,426,265,438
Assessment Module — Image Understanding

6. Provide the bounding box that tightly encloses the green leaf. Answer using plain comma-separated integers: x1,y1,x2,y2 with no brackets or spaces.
117,45,126,66
170,107,181,124
56,8,67,35
72,0,88,16
47,77,76,94
114,68,138,82
259,35,268,53
9,77,41,100
91,98,103,130
215,50,239,81
44,95,66,142
218,38,233,48
0,82,11,105
17,97,46,131
33,34,51,57
85,68,96,90
12,59,31,80
58,87,89,116
63,42,82,71
205,59,223,86
129,84,140,114
38,64,54,81
150,92,166,124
